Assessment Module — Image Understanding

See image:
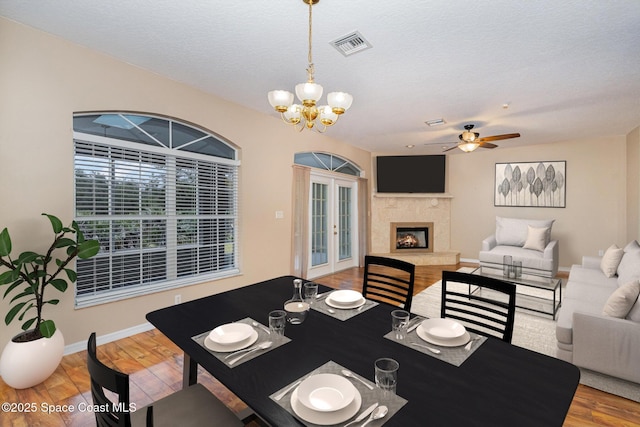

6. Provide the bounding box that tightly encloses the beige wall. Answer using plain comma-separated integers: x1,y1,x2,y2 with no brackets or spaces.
448,137,630,267
627,126,640,241
0,18,371,348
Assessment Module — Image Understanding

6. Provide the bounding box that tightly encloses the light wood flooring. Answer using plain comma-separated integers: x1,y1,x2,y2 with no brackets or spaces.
1,263,639,427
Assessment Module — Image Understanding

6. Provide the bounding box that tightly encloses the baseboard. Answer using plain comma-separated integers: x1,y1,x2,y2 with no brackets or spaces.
64,322,155,355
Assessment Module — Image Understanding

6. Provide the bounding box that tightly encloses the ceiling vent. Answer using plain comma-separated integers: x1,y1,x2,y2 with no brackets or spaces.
330,31,372,57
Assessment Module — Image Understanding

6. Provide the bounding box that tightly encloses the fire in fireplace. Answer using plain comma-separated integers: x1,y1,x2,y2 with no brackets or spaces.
390,222,434,253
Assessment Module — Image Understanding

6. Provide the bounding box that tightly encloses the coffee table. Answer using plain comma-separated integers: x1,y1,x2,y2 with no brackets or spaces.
470,266,562,319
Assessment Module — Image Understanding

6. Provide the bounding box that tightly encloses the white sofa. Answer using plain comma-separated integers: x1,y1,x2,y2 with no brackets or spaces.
479,217,559,279
555,241,640,384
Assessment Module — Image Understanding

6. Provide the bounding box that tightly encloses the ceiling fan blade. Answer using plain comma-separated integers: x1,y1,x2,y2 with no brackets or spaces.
477,133,520,142
479,142,498,149
442,145,459,152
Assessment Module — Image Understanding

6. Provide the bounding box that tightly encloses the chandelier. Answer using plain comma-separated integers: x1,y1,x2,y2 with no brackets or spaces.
268,0,353,132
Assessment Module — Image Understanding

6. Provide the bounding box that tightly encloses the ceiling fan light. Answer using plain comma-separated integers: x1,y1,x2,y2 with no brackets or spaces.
268,90,294,112
458,142,480,153
327,91,353,114
461,130,477,142
295,82,323,105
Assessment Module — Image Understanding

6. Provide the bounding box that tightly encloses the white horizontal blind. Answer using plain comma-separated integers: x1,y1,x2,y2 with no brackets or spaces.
74,139,238,306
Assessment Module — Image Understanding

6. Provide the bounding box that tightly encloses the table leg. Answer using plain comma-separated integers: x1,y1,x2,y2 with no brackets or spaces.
183,352,198,388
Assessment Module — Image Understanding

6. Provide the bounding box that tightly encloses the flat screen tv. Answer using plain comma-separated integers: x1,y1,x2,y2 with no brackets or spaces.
376,155,446,193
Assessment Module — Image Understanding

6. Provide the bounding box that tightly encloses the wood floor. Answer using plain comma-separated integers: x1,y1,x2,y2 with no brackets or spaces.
1,263,639,427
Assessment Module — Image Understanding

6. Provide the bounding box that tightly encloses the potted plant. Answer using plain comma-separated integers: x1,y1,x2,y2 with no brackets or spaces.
0,213,99,389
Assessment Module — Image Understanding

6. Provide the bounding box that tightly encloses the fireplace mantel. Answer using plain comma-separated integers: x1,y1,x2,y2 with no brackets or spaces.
374,193,454,199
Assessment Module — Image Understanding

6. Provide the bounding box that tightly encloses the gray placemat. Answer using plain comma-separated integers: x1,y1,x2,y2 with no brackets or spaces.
270,360,407,427
192,317,290,368
384,316,486,367
311,291,379,321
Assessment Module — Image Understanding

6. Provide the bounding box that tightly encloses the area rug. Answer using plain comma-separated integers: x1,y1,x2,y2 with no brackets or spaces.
411,269,640,403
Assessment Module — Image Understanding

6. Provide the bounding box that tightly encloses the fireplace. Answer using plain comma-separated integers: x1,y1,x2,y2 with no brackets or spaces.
390,222,434,253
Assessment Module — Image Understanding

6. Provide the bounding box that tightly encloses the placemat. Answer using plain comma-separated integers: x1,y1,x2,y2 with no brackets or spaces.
311,291,379,321
192,317,290,368
384,316,486,367
270,360,407,427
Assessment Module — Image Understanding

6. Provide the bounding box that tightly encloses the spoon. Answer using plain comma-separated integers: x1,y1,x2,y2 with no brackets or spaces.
327,308,336,314
361,405,388,427
341,369,374,390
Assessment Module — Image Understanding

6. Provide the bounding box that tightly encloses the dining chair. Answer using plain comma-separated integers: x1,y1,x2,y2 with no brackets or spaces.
86,332,244,427
441,271,517,343
363,255,416,311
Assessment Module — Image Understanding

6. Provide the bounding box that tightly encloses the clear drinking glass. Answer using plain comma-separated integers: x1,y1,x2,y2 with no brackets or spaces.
303,282,319,305
503,255,513,277
375,358,399,398
268,310,287,336
391,309,410,340
513,261,522,279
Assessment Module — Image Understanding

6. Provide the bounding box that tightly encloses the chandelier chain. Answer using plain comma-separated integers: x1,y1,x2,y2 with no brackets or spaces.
306,0,315,82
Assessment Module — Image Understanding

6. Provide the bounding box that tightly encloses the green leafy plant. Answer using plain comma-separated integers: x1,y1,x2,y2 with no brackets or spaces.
0,214,100,342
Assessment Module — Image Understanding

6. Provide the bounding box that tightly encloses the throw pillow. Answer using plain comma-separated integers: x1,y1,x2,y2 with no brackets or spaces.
522,226,549,252
603,280,640,318
624,239,640,253
600,244,624,278
627,288,640,322
617,248,640,285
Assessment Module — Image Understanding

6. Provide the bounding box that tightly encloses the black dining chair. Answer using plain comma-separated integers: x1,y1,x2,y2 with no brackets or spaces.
86,332,244,427
441,271,517,343
363,255,416,311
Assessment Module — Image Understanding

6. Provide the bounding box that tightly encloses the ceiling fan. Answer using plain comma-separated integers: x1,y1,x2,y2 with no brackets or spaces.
440,124,520,153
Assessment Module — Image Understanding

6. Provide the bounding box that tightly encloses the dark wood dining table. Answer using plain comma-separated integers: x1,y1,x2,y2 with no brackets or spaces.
146,275,580,427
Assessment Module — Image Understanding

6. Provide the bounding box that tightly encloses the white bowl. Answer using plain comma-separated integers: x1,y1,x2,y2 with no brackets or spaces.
327,290,363,306
296,374,356,412
421,318,466,340
208,322,254,345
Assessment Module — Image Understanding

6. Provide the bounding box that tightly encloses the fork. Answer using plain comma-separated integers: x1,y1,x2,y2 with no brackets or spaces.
465,336,482,351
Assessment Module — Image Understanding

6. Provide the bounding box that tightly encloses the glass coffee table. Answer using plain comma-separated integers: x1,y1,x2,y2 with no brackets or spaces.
470,266,562,319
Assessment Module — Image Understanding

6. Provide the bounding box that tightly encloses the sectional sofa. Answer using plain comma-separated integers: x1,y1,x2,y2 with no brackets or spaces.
555,241,640,384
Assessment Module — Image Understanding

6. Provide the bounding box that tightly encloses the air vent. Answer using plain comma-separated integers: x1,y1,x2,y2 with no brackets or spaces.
330,31,372,57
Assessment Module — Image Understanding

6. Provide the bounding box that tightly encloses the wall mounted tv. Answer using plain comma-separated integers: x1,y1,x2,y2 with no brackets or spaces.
376,155,446,193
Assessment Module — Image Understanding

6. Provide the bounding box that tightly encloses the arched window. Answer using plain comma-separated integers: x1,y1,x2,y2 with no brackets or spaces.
294,152,362,176
73,113,240,307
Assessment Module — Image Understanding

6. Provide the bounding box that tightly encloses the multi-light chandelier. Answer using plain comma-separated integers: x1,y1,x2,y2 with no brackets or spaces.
268,0,353,132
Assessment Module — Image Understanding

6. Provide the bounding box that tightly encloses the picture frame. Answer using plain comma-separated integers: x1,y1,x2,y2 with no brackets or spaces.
494,161,566,208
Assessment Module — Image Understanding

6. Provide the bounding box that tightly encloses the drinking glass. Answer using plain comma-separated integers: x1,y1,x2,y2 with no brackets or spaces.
375,358,399,398
268,310,287,336
303,282,319,304
503,255,513,277
513,261,522,279
391,309,410,340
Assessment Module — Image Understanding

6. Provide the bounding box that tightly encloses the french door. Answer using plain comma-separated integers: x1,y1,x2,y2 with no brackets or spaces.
307,173,358,279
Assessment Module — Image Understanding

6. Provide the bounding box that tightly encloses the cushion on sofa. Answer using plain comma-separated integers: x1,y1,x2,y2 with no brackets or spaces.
627,292,640,322
495,217,554,247
602,280,640,318
556,297,606,345
564,265,619,289
600,244,624,278
617,248,640,286
624,239,640,253
523,226,549,252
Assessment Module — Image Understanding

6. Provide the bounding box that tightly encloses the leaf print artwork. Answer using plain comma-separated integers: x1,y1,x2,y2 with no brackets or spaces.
495,161,566,207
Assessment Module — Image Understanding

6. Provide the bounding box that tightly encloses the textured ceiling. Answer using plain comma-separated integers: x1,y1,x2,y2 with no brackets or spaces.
1,0,640,154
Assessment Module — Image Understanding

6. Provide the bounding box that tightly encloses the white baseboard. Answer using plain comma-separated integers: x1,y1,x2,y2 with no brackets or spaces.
64,322,155,355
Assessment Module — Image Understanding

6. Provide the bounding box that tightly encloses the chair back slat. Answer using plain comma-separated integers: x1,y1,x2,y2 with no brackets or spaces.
441,271,516,343
363,255,415,311
87,333,133,427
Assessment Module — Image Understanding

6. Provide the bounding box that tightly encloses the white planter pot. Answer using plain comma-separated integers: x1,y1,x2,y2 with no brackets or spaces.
0,329,64,389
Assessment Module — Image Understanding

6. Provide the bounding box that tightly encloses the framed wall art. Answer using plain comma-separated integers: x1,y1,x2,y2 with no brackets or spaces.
494,161,566,208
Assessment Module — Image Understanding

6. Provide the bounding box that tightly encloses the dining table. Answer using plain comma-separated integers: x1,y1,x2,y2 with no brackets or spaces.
146,275,580,427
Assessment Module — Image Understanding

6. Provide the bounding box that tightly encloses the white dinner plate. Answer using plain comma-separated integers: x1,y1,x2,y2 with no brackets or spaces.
419,318,466,340
209,322,255,345
204,329,258,352
326,290,363,306
416,324,471,347
291,385,361,425
296,374,356,412
325,297,366,310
